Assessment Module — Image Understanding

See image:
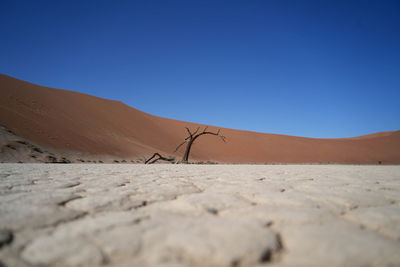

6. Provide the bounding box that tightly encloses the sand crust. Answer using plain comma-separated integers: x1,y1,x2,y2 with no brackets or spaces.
0,164,399,267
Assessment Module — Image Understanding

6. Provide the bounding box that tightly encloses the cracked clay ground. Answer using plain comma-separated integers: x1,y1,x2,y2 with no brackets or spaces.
0,164,399,267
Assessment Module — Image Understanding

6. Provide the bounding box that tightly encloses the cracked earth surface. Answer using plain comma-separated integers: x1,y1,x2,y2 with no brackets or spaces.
0,164,399,267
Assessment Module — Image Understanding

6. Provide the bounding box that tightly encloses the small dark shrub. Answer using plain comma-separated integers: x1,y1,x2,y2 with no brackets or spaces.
32,147,43,153
60,157,71,163
6,129,15,135
16,140,28,145
46,155,57,163
24,142,43,153
5,144,16,150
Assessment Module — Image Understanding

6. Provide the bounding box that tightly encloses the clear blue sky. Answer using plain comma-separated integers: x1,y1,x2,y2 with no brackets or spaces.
1,0,399,138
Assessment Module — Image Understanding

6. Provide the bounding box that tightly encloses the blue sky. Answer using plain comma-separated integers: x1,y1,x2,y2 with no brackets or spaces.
1,0,399,138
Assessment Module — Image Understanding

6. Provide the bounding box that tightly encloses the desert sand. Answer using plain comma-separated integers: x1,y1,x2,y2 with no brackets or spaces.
1,74,400,164
1,164,399,267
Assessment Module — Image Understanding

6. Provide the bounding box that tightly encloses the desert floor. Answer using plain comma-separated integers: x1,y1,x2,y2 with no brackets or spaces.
0,164,399,267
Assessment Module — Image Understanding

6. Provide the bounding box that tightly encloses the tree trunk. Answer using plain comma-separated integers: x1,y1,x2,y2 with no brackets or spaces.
176,127,226,163
182,139,195,163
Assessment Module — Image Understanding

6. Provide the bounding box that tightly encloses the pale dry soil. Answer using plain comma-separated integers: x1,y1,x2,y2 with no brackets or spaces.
0,164,399,267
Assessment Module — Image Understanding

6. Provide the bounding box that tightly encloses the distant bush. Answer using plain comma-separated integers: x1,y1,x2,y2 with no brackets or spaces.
32,147,43,153
60,157,71,163
46,155,57,163
4,143,16,150
21,142,44,153
191,160,218,165
16,140,28,145
6,128,16,135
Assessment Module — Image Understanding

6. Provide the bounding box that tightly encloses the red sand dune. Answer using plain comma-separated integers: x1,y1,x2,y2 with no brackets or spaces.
1,73,399,164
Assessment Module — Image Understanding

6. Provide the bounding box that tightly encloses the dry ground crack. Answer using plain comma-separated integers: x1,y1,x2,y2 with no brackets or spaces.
0,164,399,267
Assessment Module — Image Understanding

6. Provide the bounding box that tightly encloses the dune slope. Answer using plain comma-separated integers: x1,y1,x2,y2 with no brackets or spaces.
1,74,399,164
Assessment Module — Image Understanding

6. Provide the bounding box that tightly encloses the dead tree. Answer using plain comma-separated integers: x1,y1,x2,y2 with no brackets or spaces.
145,153,175,164
175,126,226,163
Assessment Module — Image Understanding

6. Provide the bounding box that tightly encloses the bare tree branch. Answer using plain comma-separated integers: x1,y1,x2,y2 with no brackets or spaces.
174,140,187,152
220,135,226,142
149,126,226,165
145,153,175,164
144,153,158,164
192,127,200,136
185,127,192,137
176,126,227,163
